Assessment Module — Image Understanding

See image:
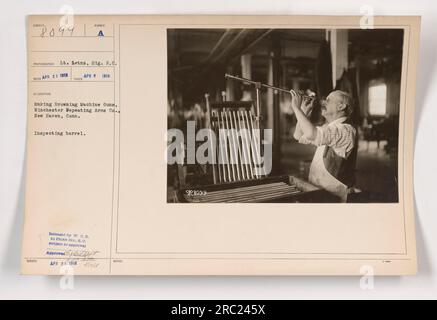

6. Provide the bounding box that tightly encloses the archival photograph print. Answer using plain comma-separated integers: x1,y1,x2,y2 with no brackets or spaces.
167,28,404,203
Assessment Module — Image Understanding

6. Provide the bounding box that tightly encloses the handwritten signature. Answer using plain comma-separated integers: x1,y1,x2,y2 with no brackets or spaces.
63,249,99,259
63,250,100,268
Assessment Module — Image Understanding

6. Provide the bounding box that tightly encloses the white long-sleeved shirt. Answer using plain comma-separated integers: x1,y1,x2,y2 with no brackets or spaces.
298,117,356,158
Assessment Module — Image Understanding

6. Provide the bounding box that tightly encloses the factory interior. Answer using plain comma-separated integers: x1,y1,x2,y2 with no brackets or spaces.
167,28,404,203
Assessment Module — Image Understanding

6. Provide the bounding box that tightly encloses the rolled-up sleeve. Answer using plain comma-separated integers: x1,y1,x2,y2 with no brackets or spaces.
299,123,356,158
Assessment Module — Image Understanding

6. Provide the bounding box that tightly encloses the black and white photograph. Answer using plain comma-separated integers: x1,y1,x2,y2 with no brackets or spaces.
3,0,433,297
167,28,403,203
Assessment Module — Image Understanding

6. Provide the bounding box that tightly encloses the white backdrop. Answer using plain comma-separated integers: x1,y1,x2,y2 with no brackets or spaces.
0,0,435,299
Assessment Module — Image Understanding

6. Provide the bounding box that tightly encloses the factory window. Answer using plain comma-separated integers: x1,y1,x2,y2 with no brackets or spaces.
368,80,387,116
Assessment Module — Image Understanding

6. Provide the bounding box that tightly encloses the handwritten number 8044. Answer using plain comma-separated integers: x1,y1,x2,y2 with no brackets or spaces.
40,26,75,38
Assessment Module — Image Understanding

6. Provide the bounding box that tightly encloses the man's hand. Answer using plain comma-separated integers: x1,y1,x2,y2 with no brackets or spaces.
290,90,303,112
301,96,314,116
290,90,317,141
290,90,314,116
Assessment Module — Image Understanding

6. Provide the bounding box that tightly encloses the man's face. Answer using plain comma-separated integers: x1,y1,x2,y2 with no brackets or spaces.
321,92,342,120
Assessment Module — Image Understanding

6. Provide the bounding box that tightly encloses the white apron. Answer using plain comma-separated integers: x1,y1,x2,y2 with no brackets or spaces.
308,145,349,202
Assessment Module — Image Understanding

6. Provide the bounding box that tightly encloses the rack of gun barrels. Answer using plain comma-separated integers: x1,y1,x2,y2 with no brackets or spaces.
205,99,267,184
175,175,337,203
183,180,301,203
